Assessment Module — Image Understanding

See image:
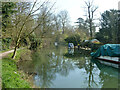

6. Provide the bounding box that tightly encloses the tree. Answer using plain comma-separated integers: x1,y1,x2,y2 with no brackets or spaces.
118,10,120,43
53,14,61,31
36,2,55,38
96,9,119,43
75,17,90,40
64,34,81,46
58,10,69,34
84,0,98,39
75,18,85,29
2,2,16,32
11,0,55,58
2,2,17,49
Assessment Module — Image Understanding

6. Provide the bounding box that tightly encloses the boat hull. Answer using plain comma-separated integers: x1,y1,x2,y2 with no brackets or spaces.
96,56,120,68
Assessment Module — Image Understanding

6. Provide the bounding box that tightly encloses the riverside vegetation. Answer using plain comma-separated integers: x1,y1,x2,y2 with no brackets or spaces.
2,49,31,88
1,0,120,88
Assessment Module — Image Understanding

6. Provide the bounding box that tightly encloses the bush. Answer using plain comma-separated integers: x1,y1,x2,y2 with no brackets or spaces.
29,34,41,50
64,34,81,46
2,38,12,50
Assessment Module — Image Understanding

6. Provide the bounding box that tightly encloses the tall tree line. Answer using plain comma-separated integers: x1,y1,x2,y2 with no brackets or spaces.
96,9,120,44
2,1,71,58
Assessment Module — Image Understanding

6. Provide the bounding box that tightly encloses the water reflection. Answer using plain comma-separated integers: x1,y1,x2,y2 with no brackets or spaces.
68,48,74,55
31,46,75,88
18,46,119,88
91,59,119,88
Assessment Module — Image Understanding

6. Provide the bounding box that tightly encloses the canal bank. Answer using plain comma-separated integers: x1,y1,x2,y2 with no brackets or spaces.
1,49,36,88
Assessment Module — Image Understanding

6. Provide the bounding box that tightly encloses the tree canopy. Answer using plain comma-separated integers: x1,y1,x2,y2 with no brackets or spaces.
96,9,119,44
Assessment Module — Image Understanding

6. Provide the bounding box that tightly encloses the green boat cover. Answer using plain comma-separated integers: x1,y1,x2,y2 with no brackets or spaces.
91,44,120,58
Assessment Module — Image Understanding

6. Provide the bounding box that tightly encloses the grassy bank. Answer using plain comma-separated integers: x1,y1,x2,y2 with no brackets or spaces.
2,49,31,88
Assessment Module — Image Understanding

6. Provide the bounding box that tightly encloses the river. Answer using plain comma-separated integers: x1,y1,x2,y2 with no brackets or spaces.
18,45,120,88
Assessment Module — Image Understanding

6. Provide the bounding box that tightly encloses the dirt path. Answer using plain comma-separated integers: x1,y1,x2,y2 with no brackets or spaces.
0,49,15,59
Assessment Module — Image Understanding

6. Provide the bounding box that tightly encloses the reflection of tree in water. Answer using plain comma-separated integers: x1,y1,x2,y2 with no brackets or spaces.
64,48,91,58
75,57,98,88
33,46,120,88
32,47,74,88
84,59,97,88
65,49,99,88
96,60,119,88
74,57,86,69
84,58,119,88
18,46,119,88
99,72,119,88
91,59,120,88
74,55,119,88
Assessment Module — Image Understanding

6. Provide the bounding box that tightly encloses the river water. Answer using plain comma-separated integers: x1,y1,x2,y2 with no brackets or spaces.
18,45,120,88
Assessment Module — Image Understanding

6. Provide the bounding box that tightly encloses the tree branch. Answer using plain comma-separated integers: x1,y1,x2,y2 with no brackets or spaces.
22,2,56,39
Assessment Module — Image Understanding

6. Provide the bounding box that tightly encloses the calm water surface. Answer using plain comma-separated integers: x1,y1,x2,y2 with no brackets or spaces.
18,45,120,88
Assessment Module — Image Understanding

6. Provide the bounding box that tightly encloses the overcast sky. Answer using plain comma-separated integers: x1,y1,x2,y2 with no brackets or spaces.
8,0,119,25
3,0,120,25
51,0,119,25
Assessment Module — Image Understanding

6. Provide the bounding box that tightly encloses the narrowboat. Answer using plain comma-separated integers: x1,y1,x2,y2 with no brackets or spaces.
91,44,120,68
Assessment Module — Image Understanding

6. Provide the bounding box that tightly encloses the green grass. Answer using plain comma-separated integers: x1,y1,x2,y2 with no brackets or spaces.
0,48,13,53
2,49,31,88
8,47,27,61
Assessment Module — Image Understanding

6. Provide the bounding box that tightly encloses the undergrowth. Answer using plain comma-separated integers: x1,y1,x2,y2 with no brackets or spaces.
2,49,31,88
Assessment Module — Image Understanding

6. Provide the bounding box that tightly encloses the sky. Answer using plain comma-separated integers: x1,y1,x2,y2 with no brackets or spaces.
50,0,119,25
6,0,119,26
3,0,119,25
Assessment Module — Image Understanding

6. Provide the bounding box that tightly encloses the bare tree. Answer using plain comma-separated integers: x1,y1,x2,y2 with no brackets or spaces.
11,0,55,58
58,10,69,34
84,0,98,39
36,2,55,38
53,14,61,31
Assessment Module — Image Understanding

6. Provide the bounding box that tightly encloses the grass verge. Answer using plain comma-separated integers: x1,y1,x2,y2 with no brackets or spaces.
0,48,13,53
2,49,31,88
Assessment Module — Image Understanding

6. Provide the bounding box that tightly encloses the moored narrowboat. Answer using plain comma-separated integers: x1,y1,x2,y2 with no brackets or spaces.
91,44,120,68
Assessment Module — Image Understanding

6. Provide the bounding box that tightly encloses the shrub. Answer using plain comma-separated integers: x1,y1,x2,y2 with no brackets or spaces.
2,38,12,50
29,34,41,50
64,34,81,46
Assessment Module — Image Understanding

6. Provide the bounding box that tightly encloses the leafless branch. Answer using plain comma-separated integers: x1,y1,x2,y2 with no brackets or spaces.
23,2,56,39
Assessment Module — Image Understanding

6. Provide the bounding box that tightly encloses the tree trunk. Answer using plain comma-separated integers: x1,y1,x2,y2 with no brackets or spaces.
11,45,17,59
11,36,20,59
62,23,65,34
117,12,120,43
89,20,93,39
90,27,92,39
